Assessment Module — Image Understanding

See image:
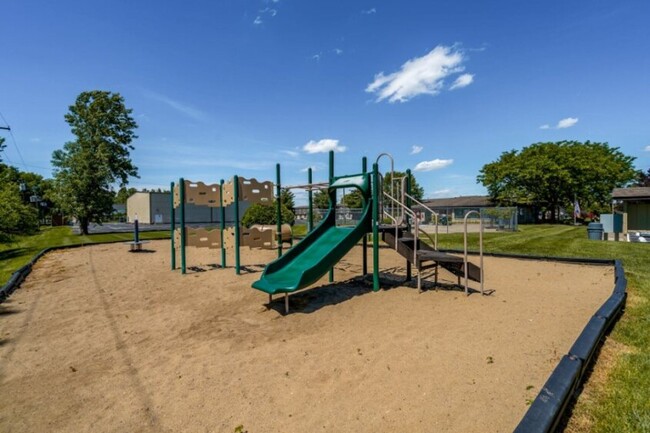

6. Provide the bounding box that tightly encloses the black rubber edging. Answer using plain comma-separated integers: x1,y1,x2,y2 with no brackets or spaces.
0,237,161,304
440,249,627,432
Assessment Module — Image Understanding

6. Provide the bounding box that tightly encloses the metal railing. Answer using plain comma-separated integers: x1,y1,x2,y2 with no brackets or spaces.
463,210,484,295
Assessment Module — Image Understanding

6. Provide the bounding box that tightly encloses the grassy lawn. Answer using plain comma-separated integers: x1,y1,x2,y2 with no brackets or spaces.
1,224,647,430
437,225,649,432
0,226,169,285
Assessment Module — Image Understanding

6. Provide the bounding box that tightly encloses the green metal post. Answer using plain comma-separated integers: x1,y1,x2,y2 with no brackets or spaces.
220,179,226,268
307,167,313,233
406,168,412,281
170,181,176,270
179,178,186,274
372,163,380,291
276,163,282,258
328,150,334,283
362,157,368,276
234,175,241,275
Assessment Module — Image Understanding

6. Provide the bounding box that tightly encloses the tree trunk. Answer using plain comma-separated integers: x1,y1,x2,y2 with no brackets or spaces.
79,216,89,235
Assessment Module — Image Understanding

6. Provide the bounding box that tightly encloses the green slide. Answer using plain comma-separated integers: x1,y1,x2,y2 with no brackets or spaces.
252,173,372,295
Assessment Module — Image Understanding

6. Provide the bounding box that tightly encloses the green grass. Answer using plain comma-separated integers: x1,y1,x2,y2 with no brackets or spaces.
437,225,650,432
0,226,169,285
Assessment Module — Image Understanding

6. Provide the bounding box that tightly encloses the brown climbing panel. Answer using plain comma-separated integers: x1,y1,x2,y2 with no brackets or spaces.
239,178,274,204
173,183,181,208
221,181,235,207
241,226,275,249
184,180,221,207
223,227,237,251
174,227,222,249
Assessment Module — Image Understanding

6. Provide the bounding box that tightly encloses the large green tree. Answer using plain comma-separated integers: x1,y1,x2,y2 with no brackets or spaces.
52,91,138,234
313,190,330,209
634,168,650,187
383,171,424,201
477,141,636,222
341,189,364,208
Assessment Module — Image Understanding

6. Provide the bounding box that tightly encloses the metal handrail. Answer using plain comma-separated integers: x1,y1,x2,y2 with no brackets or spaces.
404,192,439,250
383,191,419,274
463,210,484,296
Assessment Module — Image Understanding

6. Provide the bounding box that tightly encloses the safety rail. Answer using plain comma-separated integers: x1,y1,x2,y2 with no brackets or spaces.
463,210,484,295
383,191,419,277
405,192,439,250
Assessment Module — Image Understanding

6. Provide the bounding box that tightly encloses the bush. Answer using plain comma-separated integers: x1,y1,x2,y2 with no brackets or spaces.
242,203,295,228
0,182,39,236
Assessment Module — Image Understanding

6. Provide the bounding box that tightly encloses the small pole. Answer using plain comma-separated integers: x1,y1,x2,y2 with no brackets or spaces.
405,169,412,281
170,181,176,270
328,150,334,283
134,219,140,243
234,175,241,275
276,163,282,258
180,178,186,274
220,179,226,268
308,167,314,233
372,163,380,291
362,157,368,276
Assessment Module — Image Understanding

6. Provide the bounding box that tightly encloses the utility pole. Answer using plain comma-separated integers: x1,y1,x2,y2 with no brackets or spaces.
0,126,9,131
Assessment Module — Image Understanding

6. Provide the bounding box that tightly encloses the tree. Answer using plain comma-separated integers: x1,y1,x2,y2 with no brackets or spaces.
114,187,137,204
313,190,330,209
52,91,138,234
341,189,363,208
0,181,39,238
478,141,637,222
280,189,295,212
383,171,424,201
241,203,295,227
634,168,650,187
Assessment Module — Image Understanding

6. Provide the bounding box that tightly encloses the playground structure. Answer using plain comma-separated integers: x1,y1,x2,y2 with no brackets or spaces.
170,176,292,274
252,151,485,313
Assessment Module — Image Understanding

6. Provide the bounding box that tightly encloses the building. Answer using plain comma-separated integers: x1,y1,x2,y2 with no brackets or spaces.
612,187,650,231
126,191,249,225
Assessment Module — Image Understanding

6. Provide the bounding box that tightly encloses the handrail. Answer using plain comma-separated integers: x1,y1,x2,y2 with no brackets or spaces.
405,192,439,250
384,191,419,277
382,209,400,251
463,210,484,295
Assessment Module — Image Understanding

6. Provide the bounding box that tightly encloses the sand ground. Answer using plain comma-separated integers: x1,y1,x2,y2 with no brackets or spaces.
0,240,613,433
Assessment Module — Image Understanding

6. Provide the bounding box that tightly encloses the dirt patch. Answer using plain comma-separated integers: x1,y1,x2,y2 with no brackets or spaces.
0,241,614,433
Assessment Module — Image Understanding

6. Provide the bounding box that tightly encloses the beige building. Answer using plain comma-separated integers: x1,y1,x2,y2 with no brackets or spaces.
126,191,249,225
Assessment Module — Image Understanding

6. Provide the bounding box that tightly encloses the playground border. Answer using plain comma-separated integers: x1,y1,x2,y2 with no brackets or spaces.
440,249,626,433
1,245,627,433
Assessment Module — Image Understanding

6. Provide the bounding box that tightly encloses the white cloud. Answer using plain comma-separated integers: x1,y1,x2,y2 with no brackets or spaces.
312,53,321,62
253,16,262,25
449,73,474,90
645,145,650,152
362,8,376,14
431,189,452,196
143,90,208,121
366,45,470,103
413,158,454,172
281,150,299,157
334,48,343,55
539,124,550,130
557,117,579,129
303,139,347,154
410,145,423,155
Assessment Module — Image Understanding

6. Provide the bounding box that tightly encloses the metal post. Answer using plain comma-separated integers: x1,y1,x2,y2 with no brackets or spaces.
220,179,226,268
284,293,289,314
170,181,176,270
179,178,186,274
372,163,380,291
328,150,334,283
234,175,241,275
362,157,368,276
308,167,314,233
276,163,282,258
405,169,412,281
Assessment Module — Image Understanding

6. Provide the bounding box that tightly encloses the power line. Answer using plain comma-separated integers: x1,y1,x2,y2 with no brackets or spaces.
0,110,28,169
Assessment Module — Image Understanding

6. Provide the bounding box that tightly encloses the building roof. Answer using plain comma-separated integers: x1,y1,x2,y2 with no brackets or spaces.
418,195,492,208
612,187,650,200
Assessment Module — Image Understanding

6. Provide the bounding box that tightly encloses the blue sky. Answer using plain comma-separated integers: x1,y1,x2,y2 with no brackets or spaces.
2,1,649,204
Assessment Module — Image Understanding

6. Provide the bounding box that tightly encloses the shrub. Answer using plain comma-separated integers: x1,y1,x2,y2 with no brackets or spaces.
242,203,295,228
